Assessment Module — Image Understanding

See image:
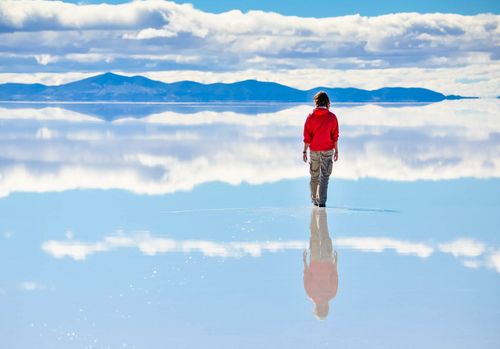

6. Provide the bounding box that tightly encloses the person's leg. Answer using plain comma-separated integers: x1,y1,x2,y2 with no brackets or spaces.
318,150,334,206
309,151,320,205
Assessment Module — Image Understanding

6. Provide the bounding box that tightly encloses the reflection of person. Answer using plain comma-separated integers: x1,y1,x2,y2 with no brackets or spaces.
303,207,338,320
302,91,339,207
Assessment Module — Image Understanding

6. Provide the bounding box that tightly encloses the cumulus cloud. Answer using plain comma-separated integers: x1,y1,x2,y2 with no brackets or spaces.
486,250,500,273
438,239,486,257
0,0,175,31
0,1,498,96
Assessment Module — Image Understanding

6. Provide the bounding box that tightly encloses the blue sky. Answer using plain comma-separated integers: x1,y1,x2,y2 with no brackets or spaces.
64,0,500,16
0,0,498,96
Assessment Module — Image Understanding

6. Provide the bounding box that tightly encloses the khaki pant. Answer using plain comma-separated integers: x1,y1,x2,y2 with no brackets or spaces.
309,149,334,206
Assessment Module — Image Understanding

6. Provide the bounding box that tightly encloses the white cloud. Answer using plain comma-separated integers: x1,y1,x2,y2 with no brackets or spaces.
1,64,498,96
0,1,498,96
20,281,46,291
0,72,98,86
123,27,177,40
65,53,114,64
0,106,101,122
36,127,57,140
486,250,500,273
34,54,58,65
438,239,486,257
462,259,482,269
0,0,178,31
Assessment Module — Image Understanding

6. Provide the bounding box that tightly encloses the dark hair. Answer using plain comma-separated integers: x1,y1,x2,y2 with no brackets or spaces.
314,91,330,108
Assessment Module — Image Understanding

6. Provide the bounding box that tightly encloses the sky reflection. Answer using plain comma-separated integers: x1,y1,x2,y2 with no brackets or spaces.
1,174,499,348
0,99,499,198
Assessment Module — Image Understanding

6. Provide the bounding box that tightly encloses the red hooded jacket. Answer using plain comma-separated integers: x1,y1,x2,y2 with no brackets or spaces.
303,107,339,151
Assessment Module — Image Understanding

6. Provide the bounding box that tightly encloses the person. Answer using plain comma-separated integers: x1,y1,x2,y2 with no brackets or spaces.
302,91,339,208
303,207,338,320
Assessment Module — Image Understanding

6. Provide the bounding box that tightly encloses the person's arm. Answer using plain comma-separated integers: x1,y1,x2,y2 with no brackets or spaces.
332,116,339,162
303,115,312,162
303,142,310,162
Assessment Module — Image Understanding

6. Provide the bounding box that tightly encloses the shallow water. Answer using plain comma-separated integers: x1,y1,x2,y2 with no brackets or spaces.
0,100,499,348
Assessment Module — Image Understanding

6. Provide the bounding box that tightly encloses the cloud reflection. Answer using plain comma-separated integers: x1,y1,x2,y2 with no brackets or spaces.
41,232,308,260
0,100,499,197
20,281,46,291
40,230,500,274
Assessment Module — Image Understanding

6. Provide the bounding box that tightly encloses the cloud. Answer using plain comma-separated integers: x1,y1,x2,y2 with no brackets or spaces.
0,106,101,122
438,239,486,257
1,64,499,96
462,259,482,269
20,281,46,291
35,127,58,140
34,54,58,65
0,0,174,31
486,250,500,273
0,1,498,96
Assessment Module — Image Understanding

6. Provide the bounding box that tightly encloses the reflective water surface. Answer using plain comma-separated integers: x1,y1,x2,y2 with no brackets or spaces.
0,100,499,348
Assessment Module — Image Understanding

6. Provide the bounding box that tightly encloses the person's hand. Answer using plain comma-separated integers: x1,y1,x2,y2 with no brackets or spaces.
333,150,339,162
303,152,308,163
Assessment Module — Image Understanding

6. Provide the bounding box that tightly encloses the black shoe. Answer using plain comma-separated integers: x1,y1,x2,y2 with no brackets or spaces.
318,204,326,208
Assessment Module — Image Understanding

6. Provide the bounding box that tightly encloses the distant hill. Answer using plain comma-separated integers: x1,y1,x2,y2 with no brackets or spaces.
0,72,472,102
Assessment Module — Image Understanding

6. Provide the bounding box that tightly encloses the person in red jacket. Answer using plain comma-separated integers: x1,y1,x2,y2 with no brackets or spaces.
302,91,339,207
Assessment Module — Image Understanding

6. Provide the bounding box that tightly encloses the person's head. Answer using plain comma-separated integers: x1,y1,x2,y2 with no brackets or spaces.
314,91,330,109
314,302,330,320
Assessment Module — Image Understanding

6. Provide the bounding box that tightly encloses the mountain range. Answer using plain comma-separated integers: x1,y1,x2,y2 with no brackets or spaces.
0,72,468,102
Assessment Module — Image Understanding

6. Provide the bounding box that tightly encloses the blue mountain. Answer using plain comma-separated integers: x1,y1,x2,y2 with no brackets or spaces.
0,72,471,102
